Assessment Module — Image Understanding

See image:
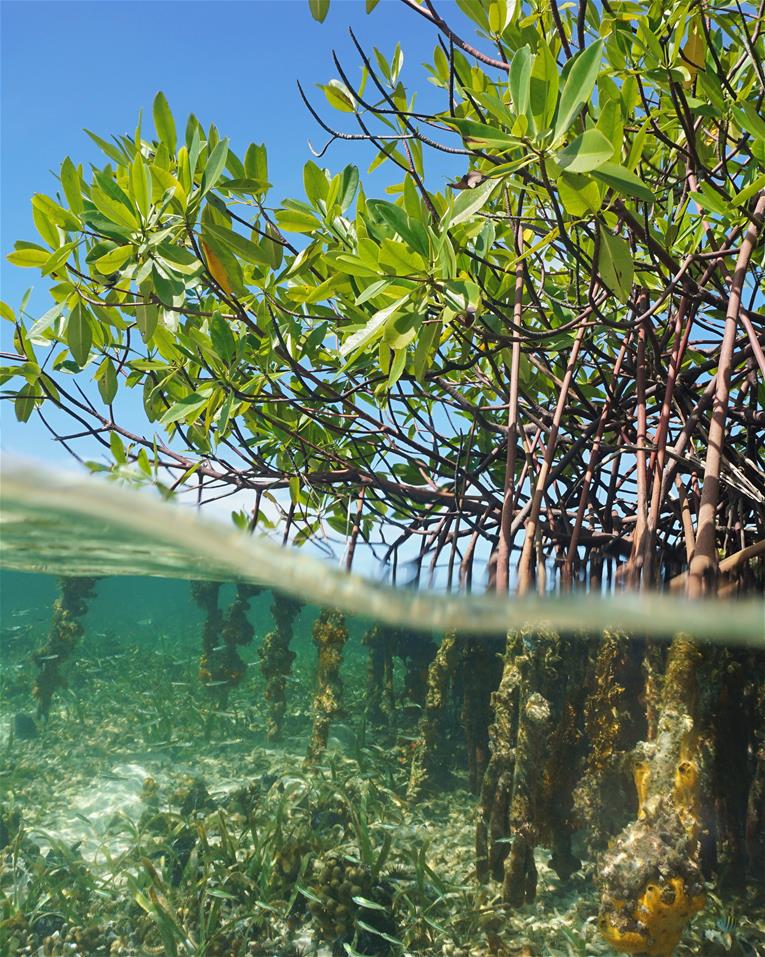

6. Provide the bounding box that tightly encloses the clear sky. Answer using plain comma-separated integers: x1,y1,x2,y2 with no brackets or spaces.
1,0,463,464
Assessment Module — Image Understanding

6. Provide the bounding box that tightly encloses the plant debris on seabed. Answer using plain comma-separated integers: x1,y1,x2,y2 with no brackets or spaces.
1,595,764,957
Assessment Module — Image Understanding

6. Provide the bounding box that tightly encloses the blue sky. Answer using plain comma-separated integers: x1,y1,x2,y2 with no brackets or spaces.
1,0,464,463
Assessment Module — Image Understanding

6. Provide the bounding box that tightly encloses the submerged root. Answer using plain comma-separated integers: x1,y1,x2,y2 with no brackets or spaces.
575,631,644,855
478,630,585,903
746,671,765,884
259,593,302,741
306,609,349,762
33,576,97,718
502,687,551,906
408,631,462,799
362,624,396,726
192,581,222,691
218,583,260,692
477,632,523,883
461,636,503,794
598,635,706,956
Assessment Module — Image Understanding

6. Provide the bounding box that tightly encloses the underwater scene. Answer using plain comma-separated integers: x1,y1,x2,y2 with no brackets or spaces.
1,468,764,957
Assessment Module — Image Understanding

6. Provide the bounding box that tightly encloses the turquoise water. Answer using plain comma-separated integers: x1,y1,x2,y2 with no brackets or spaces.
1,465,764,957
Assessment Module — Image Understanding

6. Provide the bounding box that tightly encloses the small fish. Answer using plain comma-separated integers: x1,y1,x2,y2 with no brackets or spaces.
717,911,738,936
37,654,60,662
12,609,32,617
137,618,153,626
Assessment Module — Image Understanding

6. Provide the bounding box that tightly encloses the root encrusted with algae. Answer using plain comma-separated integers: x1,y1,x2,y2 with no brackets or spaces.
191,580,222,688
306,609,349,761
362,624,396,725
502,677,551,907
461,636,503,794
33,576,97,718
259,593,302,740
477,632,523,883
219,583,260,689
477,630,586,903
408,630,462,798
745,673,765,882
598,634,706,956
574,631,644,854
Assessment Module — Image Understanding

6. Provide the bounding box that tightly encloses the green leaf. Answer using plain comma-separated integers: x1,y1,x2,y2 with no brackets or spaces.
109,431,127,464
598,227,634,303
0,301,15,323
31,193,81,231
210,310,236,362
7,243,50,268
244,143,268,183
444,116,521,151
341,293,410,358
28,302,65,339
304,160,329,206
67,302,92,367
41,241,76,277
15,383,38,422
201,138,230,196
204,222,271,266
413,318,441,381
60,157,83,215
378,238,426,274
509,46,532,116
590,162,655,202
553,39,604,141
262,222,283,269
555,129,614,173
734,172,765,207
95,245,133,274
321,79,355,113
367,200,429,256
558,172,602,216
529,41,559,132
84,129,127,165
366,0,380,9
446,178,497,227
153,92,177,156
219,177,270,195
130,155,152,218
308,0,330,22
160,393,209,426
734,102,765,143
276,204,318,233
626,116,651,171
97,356,118,404
488,0,515,34
691,184,731,218
337,164,359,212
136,300,159,343
89,186,139,230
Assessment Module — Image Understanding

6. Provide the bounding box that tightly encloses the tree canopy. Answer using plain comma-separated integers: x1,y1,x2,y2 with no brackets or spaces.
3,0,764,596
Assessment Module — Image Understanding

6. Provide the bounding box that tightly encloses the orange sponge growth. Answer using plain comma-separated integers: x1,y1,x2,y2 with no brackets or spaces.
600,877,705,957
